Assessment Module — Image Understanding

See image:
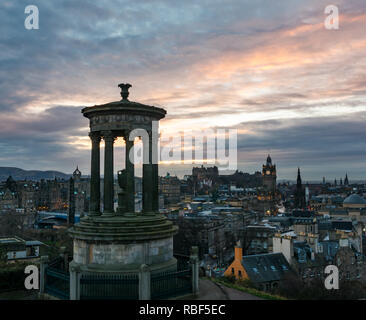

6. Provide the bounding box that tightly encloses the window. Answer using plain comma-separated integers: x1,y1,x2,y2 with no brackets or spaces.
231,268,234,274
253,267,259,273
238,270,242,278
270,266,276,271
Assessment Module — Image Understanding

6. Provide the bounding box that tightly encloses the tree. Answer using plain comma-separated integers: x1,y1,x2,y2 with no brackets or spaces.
277,272,366,300
0,246,8,263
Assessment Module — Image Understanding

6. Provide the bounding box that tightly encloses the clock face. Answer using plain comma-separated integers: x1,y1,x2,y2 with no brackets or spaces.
266,170,271,175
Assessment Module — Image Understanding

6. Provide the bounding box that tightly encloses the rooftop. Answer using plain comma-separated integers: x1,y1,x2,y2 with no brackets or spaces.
242,253,290,283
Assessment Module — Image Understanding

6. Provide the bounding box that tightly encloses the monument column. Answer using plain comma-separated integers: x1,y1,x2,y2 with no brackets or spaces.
103,130,115,215
151,131,159,212
89,132,101,216
124,131,135,213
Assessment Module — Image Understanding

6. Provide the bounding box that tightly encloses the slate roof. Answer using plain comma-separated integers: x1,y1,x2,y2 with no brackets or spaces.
242,253,290,283
318,221,332,231
330,208,349,215
292,210,313,217
332,220,353,231
25,240,44,246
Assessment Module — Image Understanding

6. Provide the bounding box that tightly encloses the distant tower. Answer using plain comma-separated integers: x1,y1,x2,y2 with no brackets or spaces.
344,174,349,186
262,154,277,193
340,178,343,186
73,166,82,181
334,178,337,186
322,177,326,185
294,168,306,209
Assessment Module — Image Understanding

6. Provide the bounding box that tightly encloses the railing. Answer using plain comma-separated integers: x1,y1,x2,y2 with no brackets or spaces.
42,255,195,300
151,268,192,300
45,257,70,300
80,273,139,300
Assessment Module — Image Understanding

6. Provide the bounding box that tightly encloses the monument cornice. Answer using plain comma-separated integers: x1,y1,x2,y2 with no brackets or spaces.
82,100,166,120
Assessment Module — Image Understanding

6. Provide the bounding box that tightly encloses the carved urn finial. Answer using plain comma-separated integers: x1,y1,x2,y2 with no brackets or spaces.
118,83,132,101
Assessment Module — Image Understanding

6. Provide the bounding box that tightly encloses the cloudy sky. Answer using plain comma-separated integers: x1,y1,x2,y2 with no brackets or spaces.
1,0,366,181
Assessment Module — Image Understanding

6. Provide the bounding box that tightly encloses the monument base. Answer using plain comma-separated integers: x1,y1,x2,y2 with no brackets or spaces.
68,212,178,274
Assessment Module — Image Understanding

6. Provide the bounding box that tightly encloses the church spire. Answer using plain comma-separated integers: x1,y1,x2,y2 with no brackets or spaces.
266,154,272,165
297,167,302,186
294,167,305,209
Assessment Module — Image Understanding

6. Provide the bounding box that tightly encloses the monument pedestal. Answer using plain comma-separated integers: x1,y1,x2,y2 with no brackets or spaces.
68,213,178,274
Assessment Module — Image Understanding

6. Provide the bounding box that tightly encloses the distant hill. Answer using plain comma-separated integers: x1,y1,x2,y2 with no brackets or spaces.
0,167,71,181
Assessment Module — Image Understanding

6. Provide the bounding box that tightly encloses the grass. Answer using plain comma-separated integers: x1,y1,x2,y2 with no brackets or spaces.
210,277,287,300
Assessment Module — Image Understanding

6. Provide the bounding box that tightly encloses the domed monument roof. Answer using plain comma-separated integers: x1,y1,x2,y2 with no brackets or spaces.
81,83,166,132
343,194,366,205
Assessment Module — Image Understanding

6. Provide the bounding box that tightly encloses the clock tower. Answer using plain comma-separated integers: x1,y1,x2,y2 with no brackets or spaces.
262,154,277,193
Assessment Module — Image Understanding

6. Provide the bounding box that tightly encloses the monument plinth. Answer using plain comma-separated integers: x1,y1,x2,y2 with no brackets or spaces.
68,83,178,274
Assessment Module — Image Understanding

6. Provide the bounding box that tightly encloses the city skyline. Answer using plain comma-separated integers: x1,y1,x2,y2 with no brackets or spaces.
1,1,366,180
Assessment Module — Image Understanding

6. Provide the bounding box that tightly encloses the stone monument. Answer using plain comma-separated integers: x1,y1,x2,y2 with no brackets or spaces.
68,83,178,276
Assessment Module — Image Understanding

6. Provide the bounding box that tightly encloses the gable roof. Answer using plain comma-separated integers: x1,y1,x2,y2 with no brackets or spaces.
242,253,290,283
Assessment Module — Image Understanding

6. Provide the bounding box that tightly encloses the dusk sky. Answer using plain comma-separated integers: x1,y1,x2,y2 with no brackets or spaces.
1,0,366,181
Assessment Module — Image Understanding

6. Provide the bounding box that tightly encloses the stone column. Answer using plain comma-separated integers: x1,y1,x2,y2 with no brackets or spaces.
69,262,81,300
124,132,135,213
190,246,199,295
138,264,151,300
151,165,159,211
89,132,101,216
59,246,68,271
151,129,159,211
39,255,49,296
103,131,115,215
143,131,153,212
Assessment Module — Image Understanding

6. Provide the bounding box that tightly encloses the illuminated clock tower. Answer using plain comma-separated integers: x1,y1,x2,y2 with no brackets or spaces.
262,154,277,193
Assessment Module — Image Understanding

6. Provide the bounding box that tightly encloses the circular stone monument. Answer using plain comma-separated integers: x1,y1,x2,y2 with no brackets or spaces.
68,83,178,274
